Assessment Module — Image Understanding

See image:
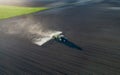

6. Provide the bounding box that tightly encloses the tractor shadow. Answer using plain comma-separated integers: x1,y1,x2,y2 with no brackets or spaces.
54,37,82,50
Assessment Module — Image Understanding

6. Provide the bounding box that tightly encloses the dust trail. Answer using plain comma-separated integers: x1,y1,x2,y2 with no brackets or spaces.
0,17,58,44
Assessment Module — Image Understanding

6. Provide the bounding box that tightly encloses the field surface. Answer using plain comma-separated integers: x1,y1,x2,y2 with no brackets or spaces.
0,1,120,75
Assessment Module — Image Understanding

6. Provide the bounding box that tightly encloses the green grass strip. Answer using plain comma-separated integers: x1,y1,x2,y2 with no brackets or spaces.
0,5,48,19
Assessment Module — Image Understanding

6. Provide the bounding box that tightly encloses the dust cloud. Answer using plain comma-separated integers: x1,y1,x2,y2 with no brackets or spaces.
0,17,57,42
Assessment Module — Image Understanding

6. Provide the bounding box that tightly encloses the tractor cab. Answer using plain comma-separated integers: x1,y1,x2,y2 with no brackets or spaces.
53,35,66,42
